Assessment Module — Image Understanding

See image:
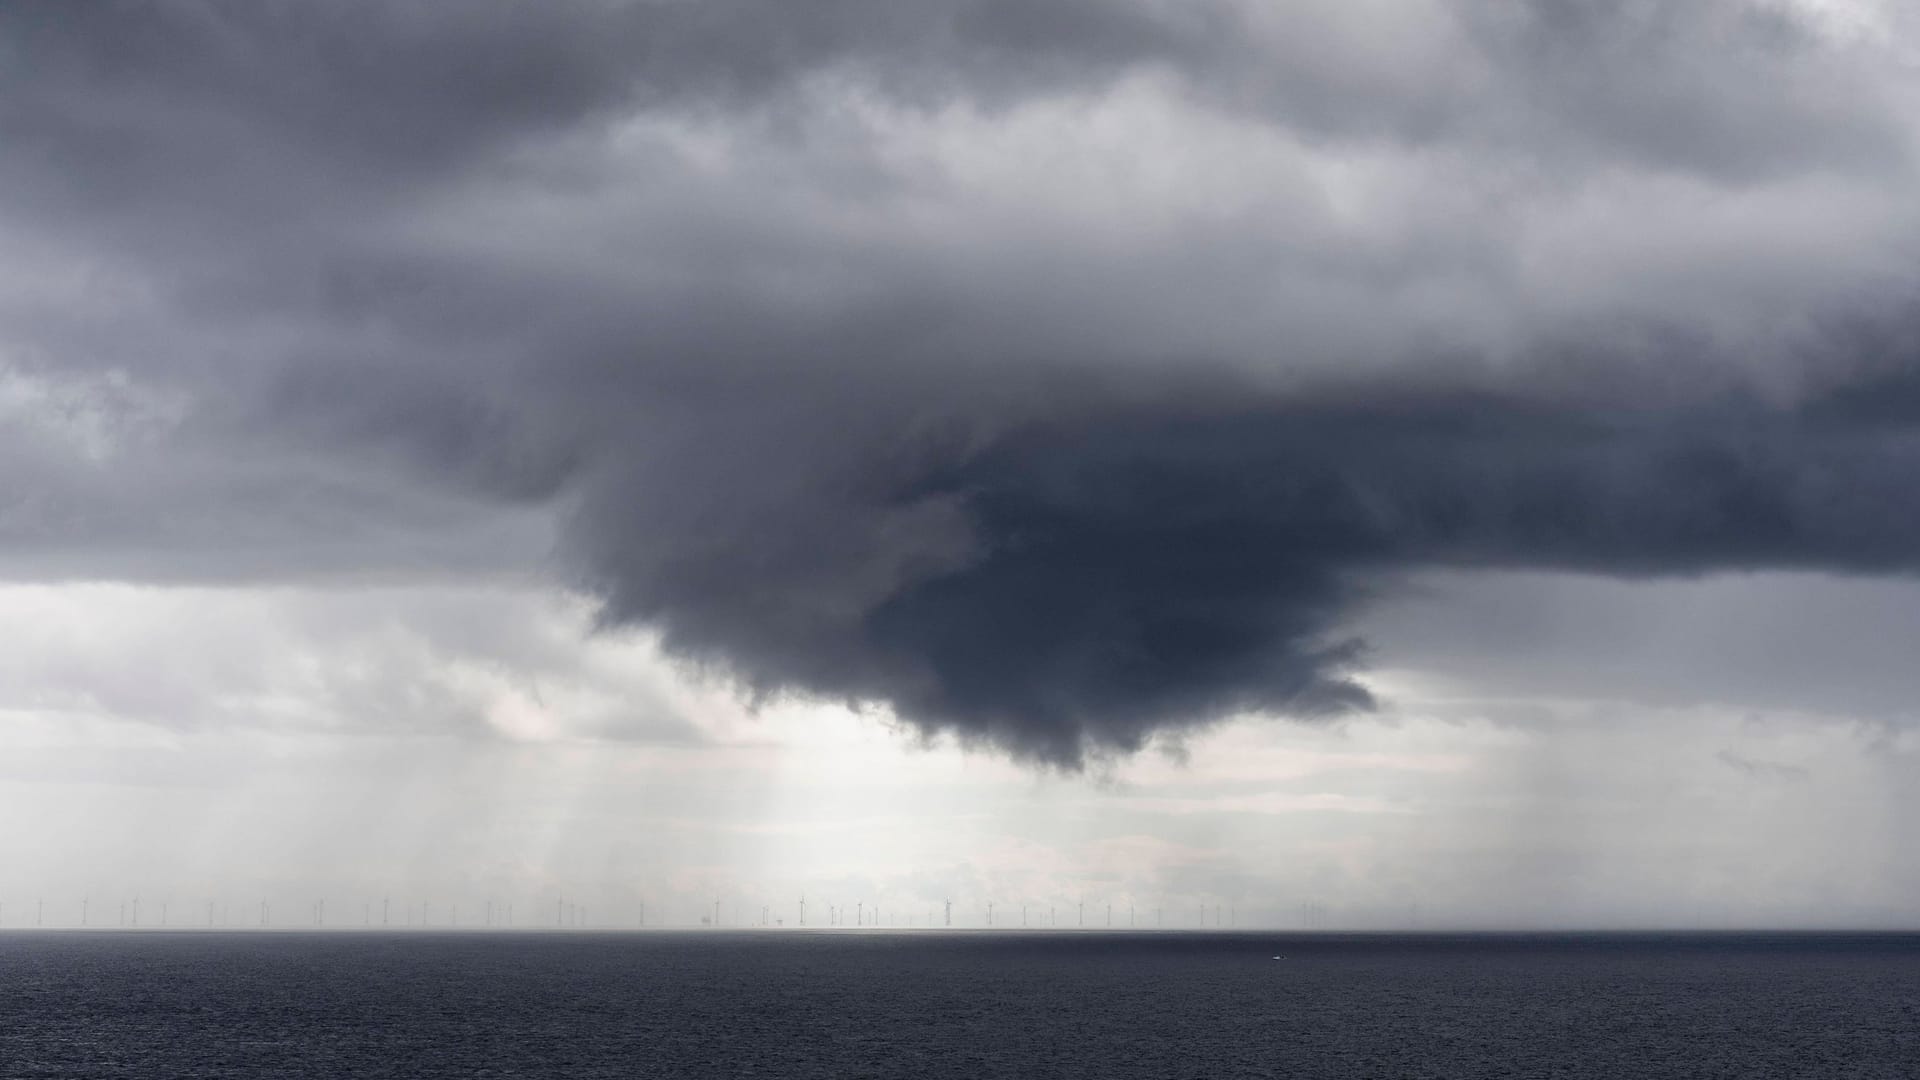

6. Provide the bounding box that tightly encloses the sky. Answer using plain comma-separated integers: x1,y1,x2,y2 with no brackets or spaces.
3,0,1920,930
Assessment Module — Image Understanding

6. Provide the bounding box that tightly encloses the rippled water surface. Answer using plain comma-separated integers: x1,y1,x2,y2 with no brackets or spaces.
2,931,1916,1078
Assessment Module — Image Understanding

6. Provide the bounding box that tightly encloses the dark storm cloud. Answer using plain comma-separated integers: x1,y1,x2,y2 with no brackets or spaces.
4,1,1920,762
569,373,1920,763
4,0,1893,231
0,0,1194,197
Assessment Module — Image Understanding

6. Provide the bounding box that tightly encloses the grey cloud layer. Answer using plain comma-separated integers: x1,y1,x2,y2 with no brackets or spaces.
4,1,1920,762
0,584,692,743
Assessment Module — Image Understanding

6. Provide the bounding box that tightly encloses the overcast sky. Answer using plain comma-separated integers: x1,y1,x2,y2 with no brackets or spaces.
3,0,1920,930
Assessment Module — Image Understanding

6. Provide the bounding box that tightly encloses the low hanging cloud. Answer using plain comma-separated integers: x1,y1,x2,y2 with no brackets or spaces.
5,1,1920,764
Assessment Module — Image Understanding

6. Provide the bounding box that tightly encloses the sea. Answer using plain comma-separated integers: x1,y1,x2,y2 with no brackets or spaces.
1,931,1915,1078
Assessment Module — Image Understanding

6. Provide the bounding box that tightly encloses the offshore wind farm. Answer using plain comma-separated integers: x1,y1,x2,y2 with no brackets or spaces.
0,889,1347,933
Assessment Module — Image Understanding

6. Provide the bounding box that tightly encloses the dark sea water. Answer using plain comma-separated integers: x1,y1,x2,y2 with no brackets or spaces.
1,931,1916,1078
